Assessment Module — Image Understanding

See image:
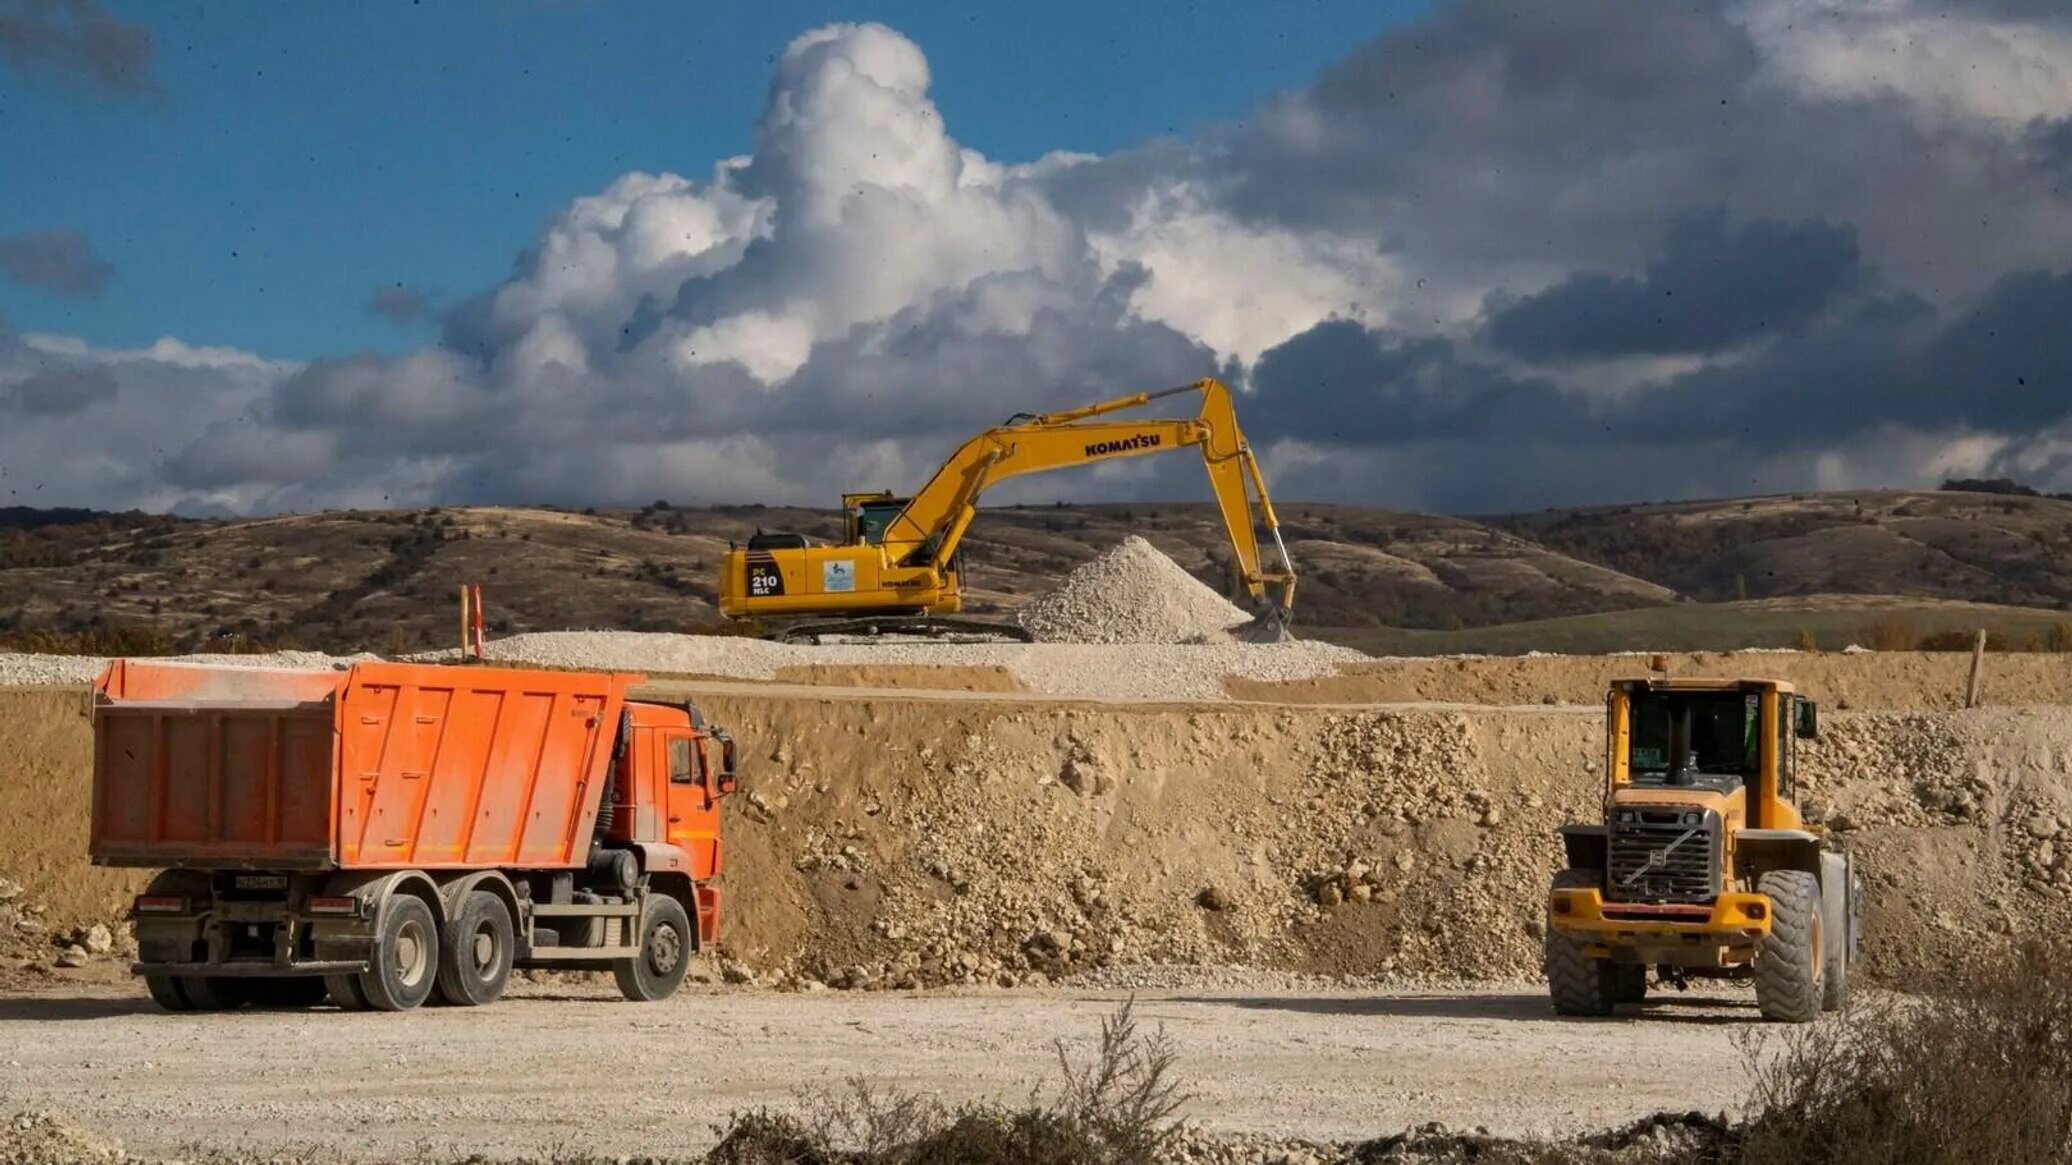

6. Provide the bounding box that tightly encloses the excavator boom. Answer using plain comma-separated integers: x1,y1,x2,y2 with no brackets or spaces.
718,378,1296,638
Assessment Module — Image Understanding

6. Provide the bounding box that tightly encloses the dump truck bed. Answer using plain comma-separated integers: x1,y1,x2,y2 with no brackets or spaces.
92,659,643,871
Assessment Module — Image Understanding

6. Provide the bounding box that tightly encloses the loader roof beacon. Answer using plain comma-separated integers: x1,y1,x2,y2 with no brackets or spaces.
717,376,1299,642
1543,677,1863,1022
91,658,737,1011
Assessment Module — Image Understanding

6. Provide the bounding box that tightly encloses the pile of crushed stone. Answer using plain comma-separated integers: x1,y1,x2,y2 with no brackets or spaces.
1019,535,1254,644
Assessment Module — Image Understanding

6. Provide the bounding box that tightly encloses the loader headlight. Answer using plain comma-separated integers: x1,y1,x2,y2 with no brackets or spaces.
1682,811,1701,826
1616,810,1638,824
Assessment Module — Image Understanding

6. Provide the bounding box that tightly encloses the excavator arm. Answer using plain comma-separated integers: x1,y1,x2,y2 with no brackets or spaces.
878,378,1297,617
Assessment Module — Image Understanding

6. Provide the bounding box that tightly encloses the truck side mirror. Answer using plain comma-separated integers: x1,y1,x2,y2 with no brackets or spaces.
714,729,738,794
1794,698,1818,740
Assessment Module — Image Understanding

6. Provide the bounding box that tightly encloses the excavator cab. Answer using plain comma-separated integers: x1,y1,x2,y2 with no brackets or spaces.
843,492,907,546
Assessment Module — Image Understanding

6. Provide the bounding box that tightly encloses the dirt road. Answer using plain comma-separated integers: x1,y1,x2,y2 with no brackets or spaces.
0,979,1765,1159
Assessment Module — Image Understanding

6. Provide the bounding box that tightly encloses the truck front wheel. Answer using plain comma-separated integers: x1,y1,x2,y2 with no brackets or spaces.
435,891,514,1007
614,895,692,1002
357,894,440,1011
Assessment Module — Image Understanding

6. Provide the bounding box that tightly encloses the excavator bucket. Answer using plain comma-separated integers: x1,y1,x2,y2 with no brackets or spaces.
1235,605,1294,644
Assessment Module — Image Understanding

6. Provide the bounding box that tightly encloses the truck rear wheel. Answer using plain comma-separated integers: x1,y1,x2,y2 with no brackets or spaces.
179,976,248,1011
613,895,692,1002
1545,869,1616,1017
144,975,194,1012
356,894,440,1011
435,891,514,1007
245,977,330,1009
325,974,370,1011
1754,870,1823,1023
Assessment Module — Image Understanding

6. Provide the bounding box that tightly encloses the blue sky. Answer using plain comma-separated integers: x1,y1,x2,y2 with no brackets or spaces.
0,0,1429,359
5,0,2070,515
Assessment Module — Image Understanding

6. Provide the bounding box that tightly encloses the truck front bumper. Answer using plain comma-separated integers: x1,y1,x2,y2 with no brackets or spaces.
1548,887,1772,957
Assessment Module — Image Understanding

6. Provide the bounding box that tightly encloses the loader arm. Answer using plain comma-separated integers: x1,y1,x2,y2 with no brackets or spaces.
878,378,1296,610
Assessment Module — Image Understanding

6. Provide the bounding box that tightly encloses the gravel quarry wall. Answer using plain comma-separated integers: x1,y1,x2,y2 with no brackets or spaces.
4,677,2069,991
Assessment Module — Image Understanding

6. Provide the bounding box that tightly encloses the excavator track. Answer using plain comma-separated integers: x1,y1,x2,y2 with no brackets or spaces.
769,615,1037,645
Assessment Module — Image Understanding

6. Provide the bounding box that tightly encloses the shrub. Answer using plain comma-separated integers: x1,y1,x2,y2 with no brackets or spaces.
1737,943,2072,1165
705,1000,1186,1165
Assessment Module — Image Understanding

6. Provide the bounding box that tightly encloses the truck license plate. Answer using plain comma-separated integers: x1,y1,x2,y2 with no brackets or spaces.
235,875,288,891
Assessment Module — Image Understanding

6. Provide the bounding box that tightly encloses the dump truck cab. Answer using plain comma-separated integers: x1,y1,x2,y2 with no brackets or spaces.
1545,677,1861,1022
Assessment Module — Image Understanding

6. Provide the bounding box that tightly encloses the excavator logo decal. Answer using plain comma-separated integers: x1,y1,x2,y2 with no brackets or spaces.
1084,433,1162,457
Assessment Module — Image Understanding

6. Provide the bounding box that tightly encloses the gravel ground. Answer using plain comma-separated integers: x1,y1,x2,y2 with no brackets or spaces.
0,978,1766,1161
0,637,1360,703
483,631,1361,701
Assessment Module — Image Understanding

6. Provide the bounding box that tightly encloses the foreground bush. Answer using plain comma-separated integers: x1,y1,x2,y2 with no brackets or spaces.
707,999,1185,1165
1738,943,2072,1165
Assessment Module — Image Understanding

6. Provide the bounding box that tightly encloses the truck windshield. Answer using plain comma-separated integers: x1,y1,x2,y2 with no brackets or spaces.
1627,691,1759,788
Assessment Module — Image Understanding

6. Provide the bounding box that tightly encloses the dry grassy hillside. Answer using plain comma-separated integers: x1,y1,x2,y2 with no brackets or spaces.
3,487,2069,655
1495,489,2072,607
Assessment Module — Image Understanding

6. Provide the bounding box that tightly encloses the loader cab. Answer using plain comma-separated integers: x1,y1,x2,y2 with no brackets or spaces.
1607,678,1818,829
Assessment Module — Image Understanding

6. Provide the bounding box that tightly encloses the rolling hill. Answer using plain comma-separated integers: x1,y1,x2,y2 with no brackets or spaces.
3,487,2067,656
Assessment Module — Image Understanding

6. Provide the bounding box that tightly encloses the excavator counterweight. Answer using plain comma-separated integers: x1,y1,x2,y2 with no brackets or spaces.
718,378,1296,642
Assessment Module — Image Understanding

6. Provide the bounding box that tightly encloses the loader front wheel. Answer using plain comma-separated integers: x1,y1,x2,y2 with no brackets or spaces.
357,894,440,1012
1545,869,1616,1016
1612,963,1649,1005
1754,870,1823,1023
614,895,692,1003
435,891,514,1007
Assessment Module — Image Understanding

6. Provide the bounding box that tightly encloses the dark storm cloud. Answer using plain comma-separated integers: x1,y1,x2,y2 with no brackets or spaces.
1249,319,1576,445
0,0,155,95
0,228,114,298
0,363,118,415
366,284,433,325
1254,266,2072,462
1485,212,1863,359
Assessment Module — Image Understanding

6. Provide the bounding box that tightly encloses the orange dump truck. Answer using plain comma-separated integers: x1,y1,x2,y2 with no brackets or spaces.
90,659,736,1012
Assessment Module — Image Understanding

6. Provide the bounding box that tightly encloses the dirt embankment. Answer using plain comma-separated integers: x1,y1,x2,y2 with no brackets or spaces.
1228,649,2072,710
5,679,2068,990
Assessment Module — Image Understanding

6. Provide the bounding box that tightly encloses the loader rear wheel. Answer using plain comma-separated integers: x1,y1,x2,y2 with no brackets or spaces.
144,975,194,1012
1544,869,1616,1017
356,894,440,1012
435,891,513,1007
1820,854,1853,1013
1754,870,1823,1023
614,895,692,1003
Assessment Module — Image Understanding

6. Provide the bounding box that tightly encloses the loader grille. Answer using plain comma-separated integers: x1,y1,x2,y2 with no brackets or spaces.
1606,809,1720,904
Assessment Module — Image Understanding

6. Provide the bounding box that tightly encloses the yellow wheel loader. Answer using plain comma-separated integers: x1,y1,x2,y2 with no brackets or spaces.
716,377,1297,642
1545,678,1862,1022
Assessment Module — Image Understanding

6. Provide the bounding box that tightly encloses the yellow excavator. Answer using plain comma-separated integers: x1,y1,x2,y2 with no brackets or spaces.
717,377,1297,642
